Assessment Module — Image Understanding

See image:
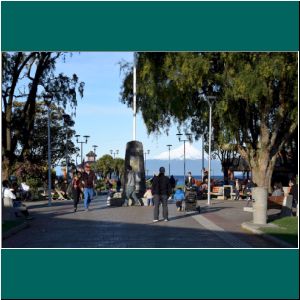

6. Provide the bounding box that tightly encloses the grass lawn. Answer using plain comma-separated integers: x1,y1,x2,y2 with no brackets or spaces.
2,220,25,233
260,217,298,247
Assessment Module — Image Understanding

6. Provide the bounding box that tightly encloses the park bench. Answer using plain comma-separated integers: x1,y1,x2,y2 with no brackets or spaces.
268,195,294,217
210,186,224,200
268,195,285,209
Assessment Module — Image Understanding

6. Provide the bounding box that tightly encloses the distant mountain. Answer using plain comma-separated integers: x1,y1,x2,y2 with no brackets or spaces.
153,143,203,160
145,159,223,177
148,143,222,176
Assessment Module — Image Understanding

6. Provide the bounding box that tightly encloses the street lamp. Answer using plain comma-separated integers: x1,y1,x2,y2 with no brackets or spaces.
75,134,90,164
202,137,205,181
62,114,71,184
44,94,53,206
110,149,119,159
176,132,192,185
166,144,172,176
75,153,80,166
110,149,119,177
205,96,216,206
144,149,150,175
92,145,98,162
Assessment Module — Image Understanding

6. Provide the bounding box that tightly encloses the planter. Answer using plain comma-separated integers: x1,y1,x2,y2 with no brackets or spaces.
110,198,124,207
252,186,268,225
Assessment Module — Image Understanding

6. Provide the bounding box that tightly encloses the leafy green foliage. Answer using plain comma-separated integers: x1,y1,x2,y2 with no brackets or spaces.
92,155,125,179
2,52,85,179
120,52,298,187
92,155,114,178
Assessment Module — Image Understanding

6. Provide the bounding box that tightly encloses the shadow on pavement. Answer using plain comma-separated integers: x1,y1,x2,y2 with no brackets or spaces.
2,198,287,249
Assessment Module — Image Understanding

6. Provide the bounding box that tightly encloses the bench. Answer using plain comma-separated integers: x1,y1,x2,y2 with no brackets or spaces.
268,195,285,209
210,186,224,200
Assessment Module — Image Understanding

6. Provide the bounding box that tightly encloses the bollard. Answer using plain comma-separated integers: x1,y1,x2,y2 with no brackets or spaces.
252,187,268,225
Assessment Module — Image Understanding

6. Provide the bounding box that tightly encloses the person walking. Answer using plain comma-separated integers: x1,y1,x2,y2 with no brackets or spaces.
152,167,172,222
233,178,241,200
81,163,97,211
143,187,154,206
125,165,143,206
72,171,82,212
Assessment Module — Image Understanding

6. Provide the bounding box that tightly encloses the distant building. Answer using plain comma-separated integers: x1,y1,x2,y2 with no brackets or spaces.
86,151,97,162
76,151,97,169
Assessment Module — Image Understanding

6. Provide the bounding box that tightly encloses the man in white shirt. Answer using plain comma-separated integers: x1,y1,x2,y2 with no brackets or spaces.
2,180,32,220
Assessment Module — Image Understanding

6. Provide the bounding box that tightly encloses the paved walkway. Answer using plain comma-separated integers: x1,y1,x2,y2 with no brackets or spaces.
2,195,282,248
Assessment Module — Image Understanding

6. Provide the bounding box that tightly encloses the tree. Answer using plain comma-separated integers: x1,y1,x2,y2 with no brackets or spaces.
113,158,125,179
120,52,298,190
217,53,297,190
13,101,77,168
2,52,85,179
211,142,242,184
92,155,114,178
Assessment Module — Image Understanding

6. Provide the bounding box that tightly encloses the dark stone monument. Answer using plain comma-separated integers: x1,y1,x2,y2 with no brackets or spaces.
123,141,146,198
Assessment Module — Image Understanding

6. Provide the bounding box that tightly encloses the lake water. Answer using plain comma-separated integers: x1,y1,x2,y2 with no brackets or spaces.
146,175,246,186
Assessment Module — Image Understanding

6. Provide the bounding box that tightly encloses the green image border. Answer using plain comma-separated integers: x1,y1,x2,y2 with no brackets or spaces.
1,1,299,51
1,1,299,299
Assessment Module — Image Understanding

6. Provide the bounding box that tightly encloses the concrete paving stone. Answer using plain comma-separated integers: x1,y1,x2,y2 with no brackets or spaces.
2,195,286,248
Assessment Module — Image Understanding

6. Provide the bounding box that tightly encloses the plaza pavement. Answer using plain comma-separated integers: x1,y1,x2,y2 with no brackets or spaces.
2,194,283,248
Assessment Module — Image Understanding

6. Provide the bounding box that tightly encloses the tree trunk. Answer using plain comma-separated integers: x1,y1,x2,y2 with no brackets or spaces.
251,152,277,192
222,165,229,185
249,150,277,224
1,157,10,180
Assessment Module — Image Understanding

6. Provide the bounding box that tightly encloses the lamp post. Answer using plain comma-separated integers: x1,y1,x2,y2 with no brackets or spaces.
202,137,205,181
75,153,80,166
92,145,98,162
62,114,71,184
205,96,216,206
144,149,150,175
176,132,192,185
110,149,119,159
166,144,172,176
110,149,119,177
75,134,90,164
44,94,53,206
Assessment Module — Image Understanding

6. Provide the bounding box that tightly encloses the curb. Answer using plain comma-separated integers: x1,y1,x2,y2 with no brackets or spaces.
241,222,296,248
2,221,29,240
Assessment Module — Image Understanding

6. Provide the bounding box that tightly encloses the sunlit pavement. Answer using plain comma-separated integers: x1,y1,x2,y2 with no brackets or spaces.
2,195,281,248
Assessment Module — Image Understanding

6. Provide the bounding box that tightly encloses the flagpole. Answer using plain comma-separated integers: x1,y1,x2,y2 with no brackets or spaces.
133,52,137,141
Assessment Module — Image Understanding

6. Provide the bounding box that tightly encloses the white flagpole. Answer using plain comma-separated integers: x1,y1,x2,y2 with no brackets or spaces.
133,52,137,141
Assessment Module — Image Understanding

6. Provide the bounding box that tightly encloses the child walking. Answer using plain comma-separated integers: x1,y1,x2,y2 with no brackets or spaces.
143,187,154,206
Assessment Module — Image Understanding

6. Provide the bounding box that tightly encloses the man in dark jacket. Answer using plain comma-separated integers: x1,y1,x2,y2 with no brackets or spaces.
185,172,195,189
152,167,172,222
81,163,97,211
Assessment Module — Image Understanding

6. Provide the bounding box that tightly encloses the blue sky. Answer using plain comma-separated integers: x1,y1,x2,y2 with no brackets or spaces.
55,52,205,164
